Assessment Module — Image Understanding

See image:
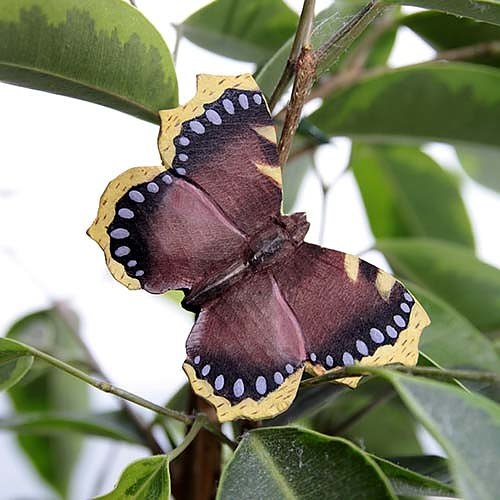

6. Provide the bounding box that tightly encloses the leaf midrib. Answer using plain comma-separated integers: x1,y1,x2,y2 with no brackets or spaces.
252,436,297,500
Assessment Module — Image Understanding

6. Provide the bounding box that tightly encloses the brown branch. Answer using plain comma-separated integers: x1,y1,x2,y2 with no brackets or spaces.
54,303,164,455
269,0,316,111
277,1,386,168
313,0,385,72
278,48,316,167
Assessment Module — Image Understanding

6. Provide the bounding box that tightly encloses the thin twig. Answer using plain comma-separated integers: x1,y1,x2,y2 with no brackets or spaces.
312,157,329,245
300,365,500,388
269,0,316,111
53,304,164,455
277,1,385,168
329,388,395,436
129,0,137,7
11,338,237,449
310,40,500,101
314,1,385,71
169,416,206,461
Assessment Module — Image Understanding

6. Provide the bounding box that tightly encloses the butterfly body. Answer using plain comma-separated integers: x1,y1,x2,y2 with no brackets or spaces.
88,74,430,422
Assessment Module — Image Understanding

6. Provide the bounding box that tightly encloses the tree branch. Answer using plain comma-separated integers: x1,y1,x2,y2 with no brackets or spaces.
277,0,385,168
269,0,316,111
14,339,236,449
54,304,165,454
300,365,500,388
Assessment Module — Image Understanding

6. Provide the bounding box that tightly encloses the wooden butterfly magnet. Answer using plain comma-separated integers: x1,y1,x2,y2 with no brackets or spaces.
88,74,430,422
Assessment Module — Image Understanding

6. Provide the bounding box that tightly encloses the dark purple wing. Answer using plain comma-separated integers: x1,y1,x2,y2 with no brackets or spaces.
183,270,306,422
88,167,246,293
158,74,282,236
273,243,430,386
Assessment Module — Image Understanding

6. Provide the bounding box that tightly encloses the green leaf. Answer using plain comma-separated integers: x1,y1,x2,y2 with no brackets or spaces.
0,410,144,444
387,0,500,25
412,283,500,371
309,64,500,152
312,378,423,456
217,427,396,499
456,144,500,193
256,1,371,97
386,373,500,500
266,384,345,426
404,11,500,67
387,455,453,487
351,143,474,247
0,0,177,123
181,0,298,64
376,238,500,331
96,455,170,500
5,308,90,497
373,455,455,497
0,337,33,391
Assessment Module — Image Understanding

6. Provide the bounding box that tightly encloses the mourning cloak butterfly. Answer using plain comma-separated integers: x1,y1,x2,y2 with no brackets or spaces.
88,74,430,422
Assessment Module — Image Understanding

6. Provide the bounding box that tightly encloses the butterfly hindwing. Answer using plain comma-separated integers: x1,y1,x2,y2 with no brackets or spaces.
273,243,430,387
184,271,306,422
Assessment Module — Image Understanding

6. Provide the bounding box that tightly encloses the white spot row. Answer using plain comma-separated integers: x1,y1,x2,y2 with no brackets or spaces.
193,356,294,398
309,307,413,369
174,93,263,175
114,174,175,274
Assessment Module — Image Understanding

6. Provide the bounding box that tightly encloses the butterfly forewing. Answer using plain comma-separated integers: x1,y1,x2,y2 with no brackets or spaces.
158,74,282,235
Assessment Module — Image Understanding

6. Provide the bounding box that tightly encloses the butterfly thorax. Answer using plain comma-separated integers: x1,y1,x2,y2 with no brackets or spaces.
248,213,309,269
183,213,309,310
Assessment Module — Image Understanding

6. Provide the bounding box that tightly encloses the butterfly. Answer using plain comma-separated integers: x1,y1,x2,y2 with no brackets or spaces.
88,74,430,422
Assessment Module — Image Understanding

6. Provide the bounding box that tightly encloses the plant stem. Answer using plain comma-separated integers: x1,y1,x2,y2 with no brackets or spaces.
300,365,500,388
169,416,205,461
14,339,237,449
53,304,164,454
313,1,385,71
269,0,316,111
129,0,137,7
310,40,500,100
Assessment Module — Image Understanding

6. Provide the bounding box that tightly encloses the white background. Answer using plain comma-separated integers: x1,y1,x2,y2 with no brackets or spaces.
0,1,499,498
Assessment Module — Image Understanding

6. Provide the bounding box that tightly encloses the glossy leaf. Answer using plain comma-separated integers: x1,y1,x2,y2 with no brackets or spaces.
312,379,423,456
387,0,500,25
97,455,170,500
265,382,345,426
373,455,455,497
6,308,90,497
0,337,33,391
0,410,144,444
309,64,500,152
351,143,474,247
181,0,297,64
388,455,453,487
256,1,371,97
387,373,500,500
457,144,500,193
217,427,396,499
404,11,500,67
412,283,500,371
376,238,500,331
0,0,178,123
